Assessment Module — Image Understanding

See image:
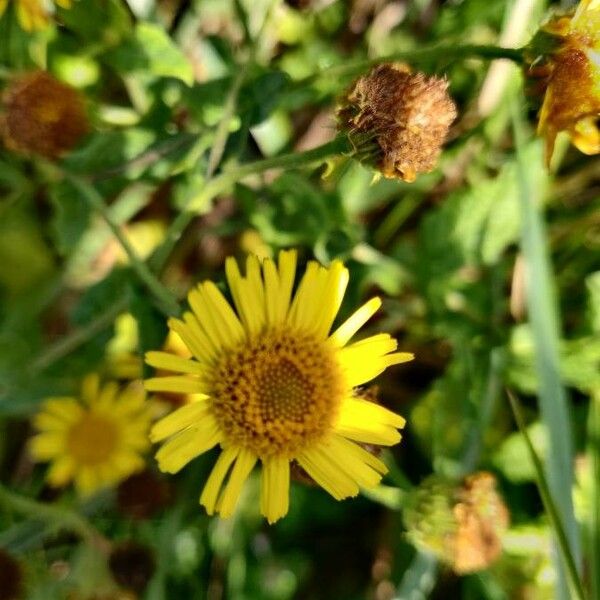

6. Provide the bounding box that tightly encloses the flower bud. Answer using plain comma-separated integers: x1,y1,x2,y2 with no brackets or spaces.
1,70,88,159
403,472,509,574
337,63,457,182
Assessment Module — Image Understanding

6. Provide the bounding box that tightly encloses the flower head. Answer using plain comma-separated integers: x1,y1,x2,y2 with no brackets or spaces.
337,63,457,182
0,0,72,31
528,0,600,161
1,70,88,159
30,375,152,496
403,472,509,574
145,250,411,523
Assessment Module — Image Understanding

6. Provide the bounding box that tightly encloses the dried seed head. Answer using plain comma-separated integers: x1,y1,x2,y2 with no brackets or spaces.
1,70,88,159
108,542,156,595
116,470,173,520
337,63,457,182
0,548,24,600
403,472,509,574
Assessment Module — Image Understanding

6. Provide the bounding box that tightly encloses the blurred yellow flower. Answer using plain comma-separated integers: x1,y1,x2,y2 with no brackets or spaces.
145,250,411,523
30,375,152,496
0,0,71,30
532,0,600,161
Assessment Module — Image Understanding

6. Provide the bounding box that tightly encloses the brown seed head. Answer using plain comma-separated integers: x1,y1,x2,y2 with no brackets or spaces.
1,70,88,159
0,548,24,600
116,470,173,520
108,541,156,595
338,63,457,182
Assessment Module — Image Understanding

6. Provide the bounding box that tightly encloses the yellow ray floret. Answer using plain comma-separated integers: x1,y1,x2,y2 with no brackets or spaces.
29,375,152,496
0,0,72,31
145,250,412,523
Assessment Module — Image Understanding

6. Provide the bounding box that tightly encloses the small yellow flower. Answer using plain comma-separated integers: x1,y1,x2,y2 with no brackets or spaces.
30,375,152,496
532,0,600,161
145,250,411,523
0,0,71,31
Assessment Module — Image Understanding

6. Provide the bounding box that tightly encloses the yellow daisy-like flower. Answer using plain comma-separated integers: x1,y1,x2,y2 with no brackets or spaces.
532,0,600,161
30,375,152,496
0,0,71,31
145,250,411,523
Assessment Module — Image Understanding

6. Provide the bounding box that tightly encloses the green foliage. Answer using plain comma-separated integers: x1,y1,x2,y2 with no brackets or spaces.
0,0,597,598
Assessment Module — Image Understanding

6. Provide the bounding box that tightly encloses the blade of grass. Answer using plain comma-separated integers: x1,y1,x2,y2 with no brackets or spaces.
588,391,600,600
510,98,582,584
507,390,587,600
395,550,438,600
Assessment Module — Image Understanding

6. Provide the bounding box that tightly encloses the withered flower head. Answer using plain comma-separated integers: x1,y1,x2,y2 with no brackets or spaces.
1,70,88,159
0,548,24,600
337,63,457,182
108,542,156,595
116,470,173,520
526,0,600,162
403,472,509,574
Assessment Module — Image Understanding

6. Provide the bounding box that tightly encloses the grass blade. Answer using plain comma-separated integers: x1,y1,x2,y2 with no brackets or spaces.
510,98,582,584
507,390,587,600
588,391,600,600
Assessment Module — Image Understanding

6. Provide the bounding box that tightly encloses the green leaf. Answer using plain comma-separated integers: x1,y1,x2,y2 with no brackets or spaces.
49,181,92,255
105,23,194,85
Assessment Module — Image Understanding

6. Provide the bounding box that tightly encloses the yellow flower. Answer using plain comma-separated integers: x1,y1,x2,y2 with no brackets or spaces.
533,0,600,161
145,250,411,523
30,375,152,496
0,0,71,31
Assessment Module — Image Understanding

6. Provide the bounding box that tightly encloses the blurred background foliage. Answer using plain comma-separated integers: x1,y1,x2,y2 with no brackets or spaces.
0,0,599,598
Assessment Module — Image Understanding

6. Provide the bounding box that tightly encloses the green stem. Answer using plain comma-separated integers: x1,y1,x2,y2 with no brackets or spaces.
68,175,181,317
507,391,588,600
31,296,128,374
150,136,351,272
0,483,98,542
299,44,524,87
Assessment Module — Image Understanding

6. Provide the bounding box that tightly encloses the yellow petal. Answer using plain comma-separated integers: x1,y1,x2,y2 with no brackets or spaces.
150,400,211,442
217,448,257,518
297,443,359,500
144,376,207,395
260,455,290,524
329,297,382,347
200,447,239,514
335,398,405,445
155,415,220,474
145,352,205,375
46,456,75,487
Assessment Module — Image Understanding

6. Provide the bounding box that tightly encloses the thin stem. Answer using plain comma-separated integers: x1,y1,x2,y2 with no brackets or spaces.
31,297,128,374
68,175,181,317
0,483,98,542
150,135,351,272
506,391,588,600
298,44,524,88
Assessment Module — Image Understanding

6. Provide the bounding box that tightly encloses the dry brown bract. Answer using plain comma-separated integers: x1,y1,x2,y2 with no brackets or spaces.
1,70,88,159
338,63,457,182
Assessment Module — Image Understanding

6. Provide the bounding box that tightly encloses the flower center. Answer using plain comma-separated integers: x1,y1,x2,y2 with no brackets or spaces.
209,329,345,457
67,412,120,465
